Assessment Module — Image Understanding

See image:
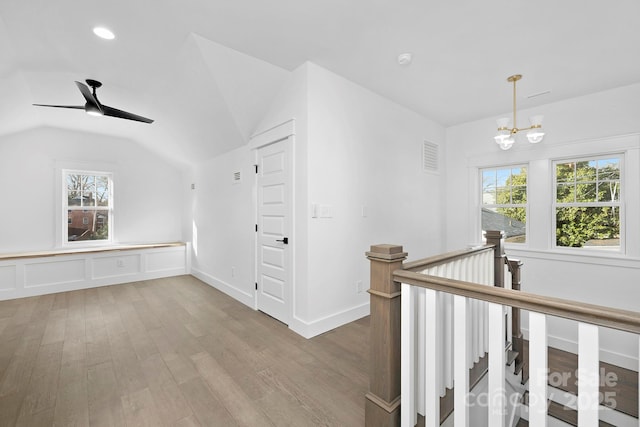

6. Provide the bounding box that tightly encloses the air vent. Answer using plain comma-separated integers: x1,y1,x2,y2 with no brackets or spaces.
233,171,242,184
422,140,439,173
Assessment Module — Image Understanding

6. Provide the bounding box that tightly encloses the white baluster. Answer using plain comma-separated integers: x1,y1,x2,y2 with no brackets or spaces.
401,283,415,427
425,288,440,426
471,298,479,365
444,293,453,391
417,288,425,416
454,295,469,427
488,302,506,427
578,323,599,427
529,312,548,427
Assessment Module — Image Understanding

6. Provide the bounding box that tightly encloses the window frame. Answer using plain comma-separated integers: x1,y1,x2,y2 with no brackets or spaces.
479,163,529,246
551,154,624,254
62,169,114,246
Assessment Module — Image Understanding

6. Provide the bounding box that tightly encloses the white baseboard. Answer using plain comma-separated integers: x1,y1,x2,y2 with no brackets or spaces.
289,302,370,339
192,269,370,339
191,268,255,309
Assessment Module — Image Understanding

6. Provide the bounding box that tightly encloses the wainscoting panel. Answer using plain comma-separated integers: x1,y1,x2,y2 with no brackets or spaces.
24,259,85,287
0,265,16,290
145,249,187,273
0,243,187,301
92,254,142,279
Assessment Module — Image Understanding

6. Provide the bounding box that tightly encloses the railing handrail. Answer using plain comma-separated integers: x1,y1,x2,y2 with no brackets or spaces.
394,269,640,334
403,244,495,272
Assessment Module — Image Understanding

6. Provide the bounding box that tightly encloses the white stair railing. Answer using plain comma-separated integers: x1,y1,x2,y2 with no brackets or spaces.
414,249,497,390
396,269,640,427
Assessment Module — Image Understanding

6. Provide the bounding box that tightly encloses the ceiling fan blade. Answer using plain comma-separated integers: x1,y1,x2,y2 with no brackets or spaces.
102,105,154,124
33,104,85,109
74,81,101,110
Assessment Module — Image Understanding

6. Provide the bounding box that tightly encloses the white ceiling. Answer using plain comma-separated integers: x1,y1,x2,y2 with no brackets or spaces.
2,0,640,167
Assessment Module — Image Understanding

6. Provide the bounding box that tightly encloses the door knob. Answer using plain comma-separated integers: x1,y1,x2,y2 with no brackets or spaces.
276,237,289,244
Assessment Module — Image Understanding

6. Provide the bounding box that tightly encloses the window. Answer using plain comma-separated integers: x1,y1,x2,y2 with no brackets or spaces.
64,170,112,244
554,156,622,250
481,165,527,243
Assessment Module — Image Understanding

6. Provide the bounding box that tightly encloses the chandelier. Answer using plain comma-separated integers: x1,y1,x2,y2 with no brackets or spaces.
494,74,545,150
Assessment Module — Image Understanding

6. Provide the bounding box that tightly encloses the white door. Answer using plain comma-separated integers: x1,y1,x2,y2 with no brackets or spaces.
256,138,291,325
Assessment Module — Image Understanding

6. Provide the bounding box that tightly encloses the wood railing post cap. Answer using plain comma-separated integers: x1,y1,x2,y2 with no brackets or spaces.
366,244,407,261
370,244,404,254
484,230,505,239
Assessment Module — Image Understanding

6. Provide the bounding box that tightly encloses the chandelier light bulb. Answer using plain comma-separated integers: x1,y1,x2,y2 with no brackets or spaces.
499,137,515,150
526,115,545,143
527,128,545,144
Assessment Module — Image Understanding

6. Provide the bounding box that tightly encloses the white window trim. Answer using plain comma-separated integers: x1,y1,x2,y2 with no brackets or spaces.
61,168,114,247
468,133,640,260
478,163,530,248
551,154,624,254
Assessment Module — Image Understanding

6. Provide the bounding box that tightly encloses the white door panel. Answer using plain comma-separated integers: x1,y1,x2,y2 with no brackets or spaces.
256,138,291,324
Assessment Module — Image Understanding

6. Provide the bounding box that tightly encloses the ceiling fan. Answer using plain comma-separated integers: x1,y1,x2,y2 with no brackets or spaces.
33,79,154,124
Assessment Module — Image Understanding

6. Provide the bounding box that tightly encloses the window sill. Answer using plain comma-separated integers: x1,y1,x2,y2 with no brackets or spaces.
506,246,640,269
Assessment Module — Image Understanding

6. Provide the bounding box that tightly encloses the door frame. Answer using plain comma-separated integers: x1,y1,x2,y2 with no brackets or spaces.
250,120,295,324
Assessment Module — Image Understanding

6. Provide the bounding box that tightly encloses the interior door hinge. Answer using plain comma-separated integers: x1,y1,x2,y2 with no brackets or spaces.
254,164,258,174
255,282,258,290
255,224,258,232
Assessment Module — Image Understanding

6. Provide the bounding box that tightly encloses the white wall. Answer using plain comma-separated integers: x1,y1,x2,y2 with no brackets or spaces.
304,63,446,329
190,62,447,338
445,83,640,367
0,127,185,253
188,63,309,312
189,145,255,306
255,63,311,323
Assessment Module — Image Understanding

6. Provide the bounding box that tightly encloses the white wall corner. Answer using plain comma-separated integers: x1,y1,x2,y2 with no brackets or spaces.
191,267,256,310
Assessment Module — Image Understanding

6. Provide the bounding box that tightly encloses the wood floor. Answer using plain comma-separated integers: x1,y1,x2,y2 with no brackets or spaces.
0,275,369,427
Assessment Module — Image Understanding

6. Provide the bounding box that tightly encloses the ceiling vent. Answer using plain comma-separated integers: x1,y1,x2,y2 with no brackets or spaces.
422,140,439,173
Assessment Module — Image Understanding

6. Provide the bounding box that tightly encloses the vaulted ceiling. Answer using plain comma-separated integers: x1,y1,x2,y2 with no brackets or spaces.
1,0,639,167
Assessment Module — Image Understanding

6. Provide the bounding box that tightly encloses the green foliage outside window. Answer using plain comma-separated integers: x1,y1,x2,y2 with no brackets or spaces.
495,169,527,223
555,158,620,248
482,166,527,243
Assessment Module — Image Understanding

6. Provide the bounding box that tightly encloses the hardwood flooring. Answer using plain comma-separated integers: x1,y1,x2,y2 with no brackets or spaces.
0,275,369,427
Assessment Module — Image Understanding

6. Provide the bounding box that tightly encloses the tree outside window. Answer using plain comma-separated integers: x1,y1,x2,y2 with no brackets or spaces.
64,171,112,243
554,157,621,249
481,166,527,243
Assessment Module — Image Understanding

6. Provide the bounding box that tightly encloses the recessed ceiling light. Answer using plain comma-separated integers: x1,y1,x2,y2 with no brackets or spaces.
397,53,413,66
93,27,115,40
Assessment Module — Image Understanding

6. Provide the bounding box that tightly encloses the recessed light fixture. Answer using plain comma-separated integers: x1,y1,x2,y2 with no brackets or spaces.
397,53,412,66
93,27,115,40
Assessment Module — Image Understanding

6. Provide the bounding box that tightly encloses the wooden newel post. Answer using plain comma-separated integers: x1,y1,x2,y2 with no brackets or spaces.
485,230,506,288
507,258,525,371
365,244,408,427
